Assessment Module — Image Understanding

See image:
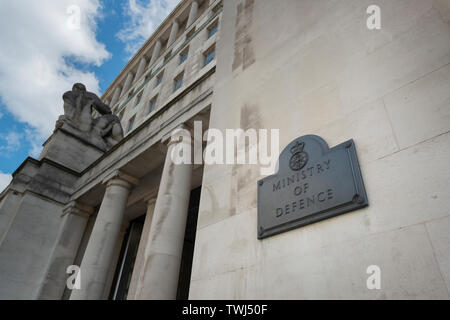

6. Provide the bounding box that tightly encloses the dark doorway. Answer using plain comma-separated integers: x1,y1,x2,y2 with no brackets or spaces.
109,186,202,300
176,186,202,300
109,215,144,300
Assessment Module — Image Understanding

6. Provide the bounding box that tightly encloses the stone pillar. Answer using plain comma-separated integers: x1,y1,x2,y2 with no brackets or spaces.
70,171,138,300
103,222,130,299
149,39,162,67
167,20,179,47
136,126,192,300
110,86,122,108
122,72,135,96
187,0,199,28
134,56,148,84
37,202,93,300
127,197,156,299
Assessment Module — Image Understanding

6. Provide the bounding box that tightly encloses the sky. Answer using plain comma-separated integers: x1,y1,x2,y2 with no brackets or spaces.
0,0,180,191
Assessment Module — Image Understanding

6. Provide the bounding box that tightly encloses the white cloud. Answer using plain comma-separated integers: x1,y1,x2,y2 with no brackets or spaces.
0,131,22,154
0,0,110,156
24,128,44,158
117,0,180,56
0,172,12,192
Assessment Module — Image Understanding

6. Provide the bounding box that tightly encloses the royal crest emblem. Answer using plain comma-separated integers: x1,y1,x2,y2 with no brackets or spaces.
289,141,308,171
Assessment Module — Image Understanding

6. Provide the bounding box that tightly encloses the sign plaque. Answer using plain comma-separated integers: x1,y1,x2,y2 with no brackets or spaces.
257,135,368,240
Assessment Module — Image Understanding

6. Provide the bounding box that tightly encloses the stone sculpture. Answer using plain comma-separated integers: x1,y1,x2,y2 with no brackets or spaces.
57,83,123,150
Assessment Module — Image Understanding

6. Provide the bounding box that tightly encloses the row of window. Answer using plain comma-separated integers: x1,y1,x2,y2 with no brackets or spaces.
119,17,220,134
109,1,221,105
123,44,216,134
125,92,157,133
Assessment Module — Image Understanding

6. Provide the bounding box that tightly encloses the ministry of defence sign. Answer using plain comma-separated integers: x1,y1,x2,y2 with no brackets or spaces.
257,135,368,240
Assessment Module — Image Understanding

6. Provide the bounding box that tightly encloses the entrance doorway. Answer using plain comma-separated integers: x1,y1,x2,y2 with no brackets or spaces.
176,186,201,299
110,186,202,300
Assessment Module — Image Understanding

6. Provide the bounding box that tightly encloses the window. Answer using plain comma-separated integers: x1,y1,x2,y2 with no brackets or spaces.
203,45,215,66
135,92,143,107
145,73,151,82
173,72,184,92
179,47,189,65
212,1,223,14
148,96,158,114
155,71,164,88
127,115,136,133
164,50,172,63
128,89,134,99
186,27,196,40
119,108,126,121
207,21,218,39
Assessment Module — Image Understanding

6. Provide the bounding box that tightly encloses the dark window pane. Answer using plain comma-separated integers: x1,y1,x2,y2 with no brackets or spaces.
208,23,218,38
135,94,142,106
155,73,163,87
127,116,135,133
174,74,183,92
204,48,215,66
180,50,188,64
148,97,157,114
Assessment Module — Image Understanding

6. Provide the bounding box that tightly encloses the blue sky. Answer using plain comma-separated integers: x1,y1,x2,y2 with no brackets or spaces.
0,0,179,190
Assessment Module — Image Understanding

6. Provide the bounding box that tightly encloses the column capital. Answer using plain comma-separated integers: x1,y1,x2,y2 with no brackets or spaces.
62,201,94,218
103,170,139,188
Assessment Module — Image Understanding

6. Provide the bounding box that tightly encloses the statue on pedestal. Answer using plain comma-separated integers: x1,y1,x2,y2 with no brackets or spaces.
57,83,124,150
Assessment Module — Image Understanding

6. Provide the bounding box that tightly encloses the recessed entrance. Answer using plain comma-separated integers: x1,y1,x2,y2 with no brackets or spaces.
176,186,201,300
110,186,202,300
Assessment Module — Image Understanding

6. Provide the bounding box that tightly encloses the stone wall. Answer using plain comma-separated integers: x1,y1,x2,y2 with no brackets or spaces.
189,0,450,299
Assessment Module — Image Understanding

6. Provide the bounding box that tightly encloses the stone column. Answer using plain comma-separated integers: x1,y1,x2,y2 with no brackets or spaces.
134,56,148,84
136,126,192,300
122,72,135,96
103,222,130,299
187,0,199,28
37,202,93,300
110,86,122,108
149,39,162,67
167,20,179,47
70,171,138,300
127,197,156,299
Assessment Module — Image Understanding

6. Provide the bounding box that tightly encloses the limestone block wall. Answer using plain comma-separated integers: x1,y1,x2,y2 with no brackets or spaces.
190,0,450,299
0,193,63,299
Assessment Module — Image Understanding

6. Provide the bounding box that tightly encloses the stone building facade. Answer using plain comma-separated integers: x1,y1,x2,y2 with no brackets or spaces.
0,0,450,299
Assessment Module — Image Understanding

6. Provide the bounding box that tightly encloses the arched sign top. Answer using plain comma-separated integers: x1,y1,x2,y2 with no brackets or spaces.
277,135,330,175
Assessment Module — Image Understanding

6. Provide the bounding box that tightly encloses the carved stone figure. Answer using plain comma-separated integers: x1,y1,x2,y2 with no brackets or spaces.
57,83,124,150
